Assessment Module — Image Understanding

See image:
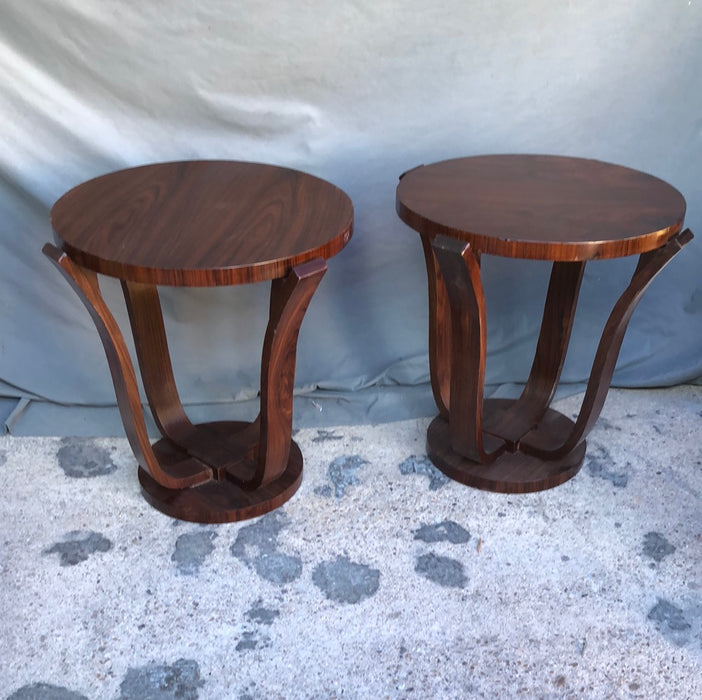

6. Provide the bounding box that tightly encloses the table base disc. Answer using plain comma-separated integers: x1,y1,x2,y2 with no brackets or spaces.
138,422,303,523
427,402,586,494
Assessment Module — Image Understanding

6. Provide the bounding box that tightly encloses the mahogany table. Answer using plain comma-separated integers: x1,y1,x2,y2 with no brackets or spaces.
396,155,692,493
45,161,353,522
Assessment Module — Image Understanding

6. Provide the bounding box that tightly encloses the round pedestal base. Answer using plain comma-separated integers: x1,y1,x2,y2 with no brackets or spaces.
427,401,585,494
138,421,303,523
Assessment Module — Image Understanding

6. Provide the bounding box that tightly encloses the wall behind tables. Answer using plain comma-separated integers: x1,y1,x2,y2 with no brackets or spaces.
1,0,700,435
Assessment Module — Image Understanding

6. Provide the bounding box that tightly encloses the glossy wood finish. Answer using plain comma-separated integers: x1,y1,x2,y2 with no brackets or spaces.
51,161,353,286
139,422,303,524
420,235,451,417
427,400,586,494
520,228,693,460
432,236,505,463
43,244,211,491
45,161,352,522
397,155,686,261
397,155,692,493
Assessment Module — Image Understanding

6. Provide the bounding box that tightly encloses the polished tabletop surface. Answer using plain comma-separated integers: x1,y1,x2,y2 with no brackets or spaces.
396,155,686,261
51,160,354,285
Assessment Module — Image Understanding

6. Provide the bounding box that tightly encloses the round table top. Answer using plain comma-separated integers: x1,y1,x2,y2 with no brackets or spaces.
51,161,354,285
396,155,686,261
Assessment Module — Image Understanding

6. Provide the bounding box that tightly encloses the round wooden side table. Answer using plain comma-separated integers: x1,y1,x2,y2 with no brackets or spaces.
396,154,692,493
45,160,353,522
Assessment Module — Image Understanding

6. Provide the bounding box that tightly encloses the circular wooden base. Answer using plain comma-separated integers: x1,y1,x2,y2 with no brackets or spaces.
138,422,303,523
427,401,585,494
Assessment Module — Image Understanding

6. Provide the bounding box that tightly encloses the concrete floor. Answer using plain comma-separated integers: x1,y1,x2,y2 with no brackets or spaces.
1,386,700,699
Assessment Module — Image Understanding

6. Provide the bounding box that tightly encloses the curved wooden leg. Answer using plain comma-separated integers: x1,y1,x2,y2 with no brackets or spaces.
122,281,195,443
484,261,585,446
42,245,210,490
431,235,505,463
126,260,326,519
422,230,692,493
245,257,327,488
122,282,261,477
45,246,326,522
522,228,694,459
420,235,451,417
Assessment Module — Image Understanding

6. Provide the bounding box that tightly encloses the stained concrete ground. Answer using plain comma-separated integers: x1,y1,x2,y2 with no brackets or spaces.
1,386,700,699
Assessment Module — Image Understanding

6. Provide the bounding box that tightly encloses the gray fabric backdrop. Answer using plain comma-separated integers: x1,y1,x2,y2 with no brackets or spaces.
2,0,701,436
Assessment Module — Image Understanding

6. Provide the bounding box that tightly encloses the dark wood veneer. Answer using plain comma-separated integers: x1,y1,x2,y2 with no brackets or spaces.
397,155,686,261
45,160,352,522
51,160,353,286
397,154,692,493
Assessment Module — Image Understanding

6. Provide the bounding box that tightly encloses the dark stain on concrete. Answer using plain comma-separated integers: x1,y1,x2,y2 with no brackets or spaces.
312,430,344,443
597,417,622,432
118,658,204,699
643,532,676,563
312,556,380,604
413,520,470,544
230,511,302,585
43,530,112,566
235,631,260,652
252,552,302,584
172,530,217,575
585,445,628,487
399,455,449,490
246,601,280,626
415,552,467,589
314,454,368,498
7,684,88,700
647,597,698,647
57,438,117,478
0,449,7,467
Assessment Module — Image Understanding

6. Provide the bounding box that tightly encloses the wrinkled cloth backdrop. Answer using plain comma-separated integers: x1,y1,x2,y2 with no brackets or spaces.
2,0,701,435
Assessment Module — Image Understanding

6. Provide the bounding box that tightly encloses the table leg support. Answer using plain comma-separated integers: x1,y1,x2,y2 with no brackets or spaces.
422,229,693,493
45,244,328,522
421,235,451,418
137,259,326,521
42,245,210,491
483,260,585,446
431,235,505,463
521,228,694,459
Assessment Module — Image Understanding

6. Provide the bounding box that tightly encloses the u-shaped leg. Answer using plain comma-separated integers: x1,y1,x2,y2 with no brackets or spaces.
483,260,586,447
521,228,693,459
45,243,327,522
421,229,693,493
135,258,326,522
421,235,451,418
42,245,211,490
431,235,505,463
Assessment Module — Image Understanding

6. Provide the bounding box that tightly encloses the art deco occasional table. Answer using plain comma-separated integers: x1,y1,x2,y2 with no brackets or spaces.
396,155,692,493
44,161,353,522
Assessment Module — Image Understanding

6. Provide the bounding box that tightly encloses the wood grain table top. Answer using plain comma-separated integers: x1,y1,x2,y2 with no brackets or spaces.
396,155,686,261
51,161,354,286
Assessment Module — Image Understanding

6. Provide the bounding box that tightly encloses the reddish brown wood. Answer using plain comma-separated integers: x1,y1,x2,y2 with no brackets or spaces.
420,234,451,417
427,400,585,493
249,258,326,488
397,155,693,494
432,235,505,463
122,279,263,485
139,422,303,523
45,161,352,522
42,244,211,491
397,155,686,261
50,161,353,286
521,228,693,459
122,281,195,443
484,261,585,446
